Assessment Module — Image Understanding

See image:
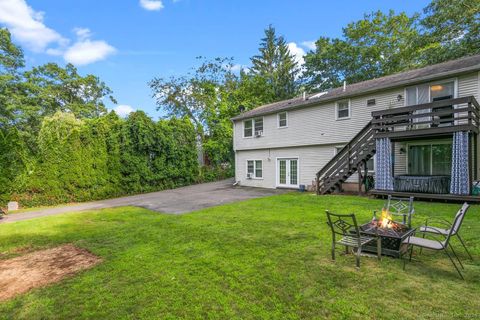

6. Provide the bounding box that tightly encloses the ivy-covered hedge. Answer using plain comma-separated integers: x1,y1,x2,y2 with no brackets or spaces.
1,111,204,207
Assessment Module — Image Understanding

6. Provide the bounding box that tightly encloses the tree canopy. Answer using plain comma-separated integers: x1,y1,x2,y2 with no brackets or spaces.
302,0,480,91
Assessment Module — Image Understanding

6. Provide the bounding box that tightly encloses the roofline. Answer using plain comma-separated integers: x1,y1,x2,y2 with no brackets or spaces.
231,64,480,122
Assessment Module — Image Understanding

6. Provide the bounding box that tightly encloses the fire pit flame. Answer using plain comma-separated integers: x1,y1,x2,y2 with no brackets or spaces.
380,209,394,229
367,208,407,236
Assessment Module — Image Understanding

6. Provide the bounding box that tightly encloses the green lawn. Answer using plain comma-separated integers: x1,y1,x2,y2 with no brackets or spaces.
0,194,479,319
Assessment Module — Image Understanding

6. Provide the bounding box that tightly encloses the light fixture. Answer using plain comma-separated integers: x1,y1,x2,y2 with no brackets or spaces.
397,94,403,102
430,85,444,92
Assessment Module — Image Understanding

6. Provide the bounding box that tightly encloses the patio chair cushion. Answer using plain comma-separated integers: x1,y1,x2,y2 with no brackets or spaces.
402,236,445,250
419,226,449,235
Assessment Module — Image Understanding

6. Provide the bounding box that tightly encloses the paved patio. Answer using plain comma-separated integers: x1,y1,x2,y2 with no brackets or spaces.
0,179,287,223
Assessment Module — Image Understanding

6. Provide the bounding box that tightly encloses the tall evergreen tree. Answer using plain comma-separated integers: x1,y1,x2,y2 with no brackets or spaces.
250,25,300,101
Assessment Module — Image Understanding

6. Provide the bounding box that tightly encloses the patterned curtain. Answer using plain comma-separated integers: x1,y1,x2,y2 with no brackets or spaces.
375,138,394,191
450,132,470,195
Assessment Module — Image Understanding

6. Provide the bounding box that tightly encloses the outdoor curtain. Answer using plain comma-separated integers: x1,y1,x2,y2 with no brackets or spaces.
450,131,470,195
375,137,394,191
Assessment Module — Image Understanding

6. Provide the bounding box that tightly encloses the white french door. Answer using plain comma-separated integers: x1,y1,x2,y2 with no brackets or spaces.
277,158,299,187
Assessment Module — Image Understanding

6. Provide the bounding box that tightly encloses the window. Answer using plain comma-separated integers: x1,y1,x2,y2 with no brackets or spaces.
244,119,253,137
254,117,263,135
336,100,350,119
406,81,455,106
406,80,456,128
408,142,452,175
247,160,263,178
244,118,263,137
278,112,288,128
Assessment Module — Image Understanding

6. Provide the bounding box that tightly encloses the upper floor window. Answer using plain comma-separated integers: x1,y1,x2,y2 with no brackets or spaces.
244,117,263,137
336,100,350,120
406,80,455,106
278,112,288,128
244,119,253,137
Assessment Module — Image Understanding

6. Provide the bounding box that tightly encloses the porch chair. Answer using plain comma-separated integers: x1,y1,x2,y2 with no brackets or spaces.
385,195,415,227
402,203,470,279
326,211,381,269
419,202,473,261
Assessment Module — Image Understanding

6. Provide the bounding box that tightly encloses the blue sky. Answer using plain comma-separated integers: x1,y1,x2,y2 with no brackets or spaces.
1,0,431,118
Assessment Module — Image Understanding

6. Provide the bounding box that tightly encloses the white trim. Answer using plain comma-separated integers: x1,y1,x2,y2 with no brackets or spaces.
335,99,351,120
246,159,263,179
275,157,300,188
243,117,265,138
243,119,253,138
405,78,458,105
277,111,288,128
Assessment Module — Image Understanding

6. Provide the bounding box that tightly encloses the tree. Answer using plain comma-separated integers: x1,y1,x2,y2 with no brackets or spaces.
0,28,24,74
0,28,25,127
250,25,300,101
419,0,480,64
302,10,422,91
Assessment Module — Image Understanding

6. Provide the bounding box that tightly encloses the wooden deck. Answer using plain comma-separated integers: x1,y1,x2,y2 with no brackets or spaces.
370,189,480,203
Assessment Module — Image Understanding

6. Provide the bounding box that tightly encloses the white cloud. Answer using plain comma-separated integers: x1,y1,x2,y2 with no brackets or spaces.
287,42,306,66
73,27,92,41
64,38,116,66
0,0,67,52
301,40,316,51
139,0,164,11
114,105,135,117
0,1,116,66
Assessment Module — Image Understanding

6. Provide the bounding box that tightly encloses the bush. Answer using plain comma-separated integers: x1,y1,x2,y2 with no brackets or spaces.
6,111,201,207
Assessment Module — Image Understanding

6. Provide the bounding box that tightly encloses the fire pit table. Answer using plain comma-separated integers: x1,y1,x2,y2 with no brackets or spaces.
358,219,415,258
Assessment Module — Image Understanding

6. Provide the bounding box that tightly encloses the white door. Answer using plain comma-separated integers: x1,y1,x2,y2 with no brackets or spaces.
277,158,298,187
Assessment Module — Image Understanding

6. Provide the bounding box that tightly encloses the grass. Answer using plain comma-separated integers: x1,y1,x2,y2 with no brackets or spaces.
0,193,479,319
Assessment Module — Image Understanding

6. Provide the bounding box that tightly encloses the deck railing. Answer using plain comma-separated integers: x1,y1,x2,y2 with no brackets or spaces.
372,96,480,139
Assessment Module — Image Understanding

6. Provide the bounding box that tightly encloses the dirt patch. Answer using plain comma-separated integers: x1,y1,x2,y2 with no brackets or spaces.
0,244,102,301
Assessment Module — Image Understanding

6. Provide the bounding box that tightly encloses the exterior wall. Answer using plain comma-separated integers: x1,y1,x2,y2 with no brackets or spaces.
234,72,480,189
394,142,407,176
234,88,404,151
235,145,341,189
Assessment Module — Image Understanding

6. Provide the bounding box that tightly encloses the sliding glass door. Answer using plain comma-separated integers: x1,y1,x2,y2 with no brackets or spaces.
408,142,452,175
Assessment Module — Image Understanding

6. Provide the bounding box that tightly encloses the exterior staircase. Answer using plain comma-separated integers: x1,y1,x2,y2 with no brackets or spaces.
316,121,375,194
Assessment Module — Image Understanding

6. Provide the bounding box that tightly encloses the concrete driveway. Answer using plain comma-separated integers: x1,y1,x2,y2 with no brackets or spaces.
0,179,286,223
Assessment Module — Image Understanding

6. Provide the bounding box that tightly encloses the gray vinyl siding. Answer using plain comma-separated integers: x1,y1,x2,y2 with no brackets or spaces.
235,146,339,189
458,73,479,98
234,88,404,151
234,73,480,188
394,142,407,175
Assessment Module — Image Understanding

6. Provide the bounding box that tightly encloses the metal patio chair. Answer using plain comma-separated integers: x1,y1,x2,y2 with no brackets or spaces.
326,211,381,269
419,202,473,261
385,195,415,227
402,203,470,279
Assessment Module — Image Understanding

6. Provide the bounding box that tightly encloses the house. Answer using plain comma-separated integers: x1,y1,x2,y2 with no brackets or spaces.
231,54,480,201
